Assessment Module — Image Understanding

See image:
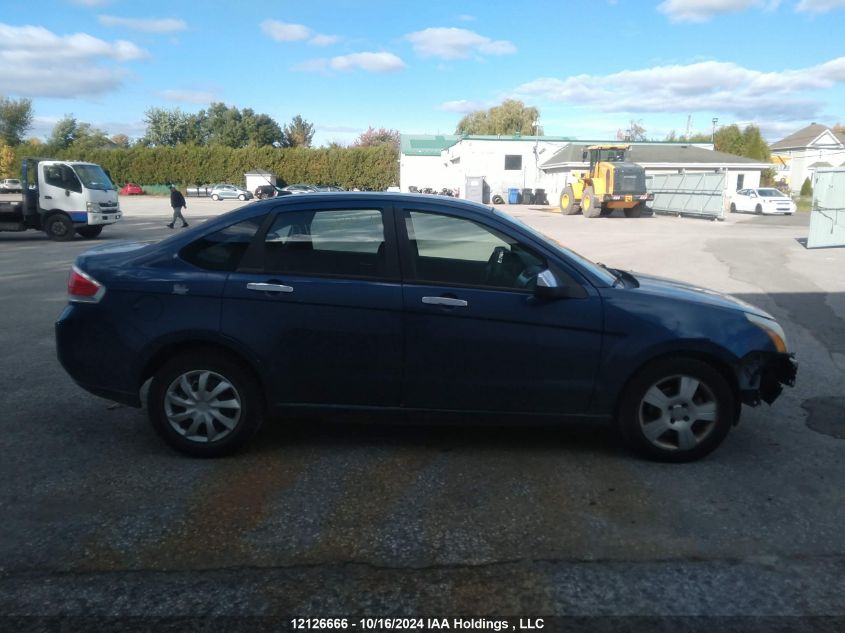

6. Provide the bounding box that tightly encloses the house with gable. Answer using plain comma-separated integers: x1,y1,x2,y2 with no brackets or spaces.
770,123,845,193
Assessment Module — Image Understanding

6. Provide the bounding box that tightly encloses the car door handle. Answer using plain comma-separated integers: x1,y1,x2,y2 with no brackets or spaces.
422,296,468,307
44,195,52,199
246,282,293,294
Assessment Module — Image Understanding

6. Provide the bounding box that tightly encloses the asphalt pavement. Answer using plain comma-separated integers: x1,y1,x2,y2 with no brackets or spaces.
1,197,844,629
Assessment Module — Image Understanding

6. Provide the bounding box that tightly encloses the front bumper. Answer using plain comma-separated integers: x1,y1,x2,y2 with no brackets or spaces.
739,352,798,406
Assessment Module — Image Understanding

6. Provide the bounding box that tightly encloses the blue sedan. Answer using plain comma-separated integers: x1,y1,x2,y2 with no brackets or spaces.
55,193,796,461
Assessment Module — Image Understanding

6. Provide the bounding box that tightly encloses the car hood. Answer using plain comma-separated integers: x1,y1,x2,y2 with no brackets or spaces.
627,272,774,319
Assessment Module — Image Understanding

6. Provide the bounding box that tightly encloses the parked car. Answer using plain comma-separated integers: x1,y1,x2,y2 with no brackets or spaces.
281,184,318,194
729,188,796,215
1,178,22,193
253,185,293,200
315,185,345,192
210,184,253,201
56,193,796,461
119,182,144,196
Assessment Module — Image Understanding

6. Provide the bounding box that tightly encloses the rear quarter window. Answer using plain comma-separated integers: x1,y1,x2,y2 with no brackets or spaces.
179,216,264,271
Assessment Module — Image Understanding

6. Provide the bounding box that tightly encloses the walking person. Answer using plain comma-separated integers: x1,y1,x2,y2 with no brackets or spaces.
167,184,188,228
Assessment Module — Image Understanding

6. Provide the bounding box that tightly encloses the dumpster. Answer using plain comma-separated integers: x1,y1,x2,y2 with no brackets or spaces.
508,187,520,204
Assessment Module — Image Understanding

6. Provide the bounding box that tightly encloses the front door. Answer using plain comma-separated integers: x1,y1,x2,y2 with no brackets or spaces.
222,202,404,408
40,163,86,220
398,206,604,415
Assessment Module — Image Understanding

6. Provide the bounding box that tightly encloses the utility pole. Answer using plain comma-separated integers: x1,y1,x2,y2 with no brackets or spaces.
685,114,692,140
711,117,719,145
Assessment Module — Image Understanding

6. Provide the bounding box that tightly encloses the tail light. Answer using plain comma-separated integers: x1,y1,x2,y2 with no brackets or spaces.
68,266,105,303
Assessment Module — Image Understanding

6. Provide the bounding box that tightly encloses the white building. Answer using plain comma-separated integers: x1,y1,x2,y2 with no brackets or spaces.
400,134,769,205
770,123,845,194
244,169,277,193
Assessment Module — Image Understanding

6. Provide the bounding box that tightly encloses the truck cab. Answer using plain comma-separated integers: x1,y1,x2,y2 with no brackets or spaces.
0,158,122,240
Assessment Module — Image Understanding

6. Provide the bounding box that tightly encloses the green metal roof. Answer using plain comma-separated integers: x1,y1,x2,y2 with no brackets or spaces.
541,143,766,168
401,133,575,156
400,135,462,156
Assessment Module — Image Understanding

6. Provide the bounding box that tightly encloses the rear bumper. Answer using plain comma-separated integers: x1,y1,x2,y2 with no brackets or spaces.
739,352,798,406
603,193,654,202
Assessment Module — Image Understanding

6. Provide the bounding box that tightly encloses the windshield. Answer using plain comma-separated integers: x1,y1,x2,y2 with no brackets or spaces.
73,164,114,191
493,208,618,285
757,189,787,197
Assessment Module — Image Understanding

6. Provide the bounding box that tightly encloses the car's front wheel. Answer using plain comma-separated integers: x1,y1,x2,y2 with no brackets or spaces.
238,194,246,201
211,194,220,201
618,357,735,462
730,203,737,213
148,352,263,457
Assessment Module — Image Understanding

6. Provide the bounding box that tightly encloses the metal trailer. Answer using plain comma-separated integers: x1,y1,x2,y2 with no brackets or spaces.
647,171,727,220
807,168,845,249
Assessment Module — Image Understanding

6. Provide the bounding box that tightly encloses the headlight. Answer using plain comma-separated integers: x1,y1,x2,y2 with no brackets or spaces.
745,313,788,353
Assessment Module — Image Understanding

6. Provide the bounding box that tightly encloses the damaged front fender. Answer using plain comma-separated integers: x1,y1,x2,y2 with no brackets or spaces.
738,351,798,406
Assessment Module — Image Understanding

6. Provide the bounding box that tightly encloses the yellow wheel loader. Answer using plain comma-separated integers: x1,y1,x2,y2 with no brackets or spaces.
559,145,654,218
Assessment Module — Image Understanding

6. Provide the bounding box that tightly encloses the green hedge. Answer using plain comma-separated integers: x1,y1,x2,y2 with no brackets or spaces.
11,144,399,191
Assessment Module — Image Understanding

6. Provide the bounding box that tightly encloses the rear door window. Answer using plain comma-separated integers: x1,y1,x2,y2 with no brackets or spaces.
263,208,390,279
180,216,265,272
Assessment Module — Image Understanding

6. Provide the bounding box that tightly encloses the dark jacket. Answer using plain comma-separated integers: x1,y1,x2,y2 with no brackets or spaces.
170,189,186,208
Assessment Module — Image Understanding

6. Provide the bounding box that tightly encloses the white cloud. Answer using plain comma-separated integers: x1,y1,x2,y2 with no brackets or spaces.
438,99,490,113
657,0,779,22
260,20,311,41
159,89,216,104
512,57,845,121
98,15,187,33
0,23,146,97
329,52,406,73
404,27,516,60
309,34,339,46
795,0,845,12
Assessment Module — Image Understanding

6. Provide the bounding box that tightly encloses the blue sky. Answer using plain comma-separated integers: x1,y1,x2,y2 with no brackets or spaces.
2,0,845,145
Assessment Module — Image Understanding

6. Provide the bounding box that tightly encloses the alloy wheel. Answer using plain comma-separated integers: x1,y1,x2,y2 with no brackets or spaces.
638,374,718,452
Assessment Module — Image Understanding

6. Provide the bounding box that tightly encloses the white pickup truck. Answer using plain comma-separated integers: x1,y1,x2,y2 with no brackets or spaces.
0,158,122,240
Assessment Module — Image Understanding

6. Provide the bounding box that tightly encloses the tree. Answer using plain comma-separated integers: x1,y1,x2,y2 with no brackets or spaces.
455,100,540,136
617,119,647,142
142,107,191,146
283,114,315,148
69,122,111,152
833,122,845,135
800,177,813,198
243,111,284,146
353,127,400,149
48,116,79,151
111,134,131,148
0,96,33,146
713,124,770,161
0,139,14,178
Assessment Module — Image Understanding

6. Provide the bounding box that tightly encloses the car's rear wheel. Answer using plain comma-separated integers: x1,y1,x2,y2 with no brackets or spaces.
148,352,263,457
618,357,735,462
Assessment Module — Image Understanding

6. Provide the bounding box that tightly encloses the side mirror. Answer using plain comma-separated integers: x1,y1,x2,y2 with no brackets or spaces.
534,269,585,299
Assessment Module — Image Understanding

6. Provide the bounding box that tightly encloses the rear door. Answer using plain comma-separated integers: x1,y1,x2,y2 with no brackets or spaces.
222,200,404,407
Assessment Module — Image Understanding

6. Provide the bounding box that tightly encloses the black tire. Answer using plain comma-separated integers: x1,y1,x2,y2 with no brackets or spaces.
238,194,246,201
582,186,602,218
755,204,762,215
492,194,505,204
211,194,220,201
76,225,103,239
44,214,75,241
147,351,264,457
617,357,735,462
730,203,737,213
560,186,580,215
624,203,644,218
